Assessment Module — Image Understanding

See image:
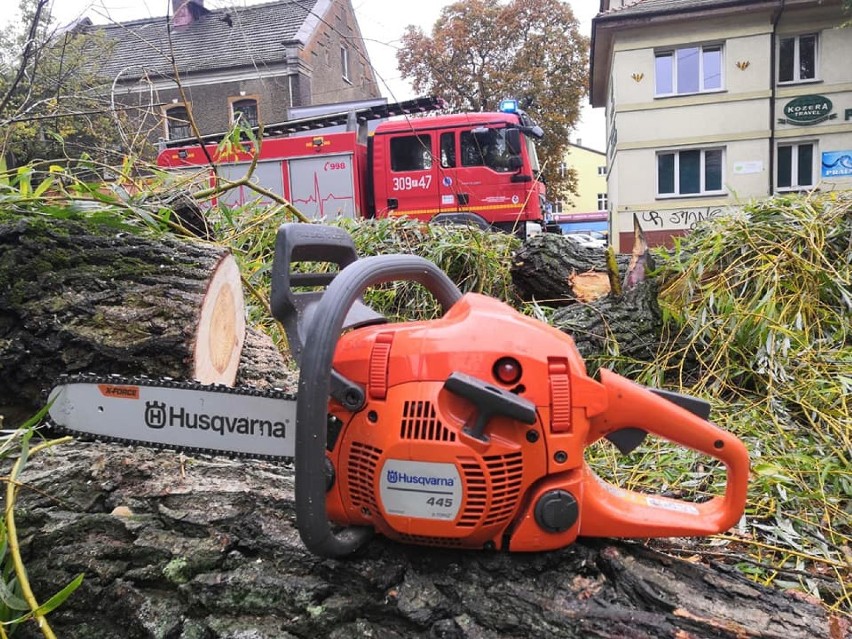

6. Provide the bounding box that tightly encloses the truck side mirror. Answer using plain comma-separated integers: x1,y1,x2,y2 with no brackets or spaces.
506,129,522,155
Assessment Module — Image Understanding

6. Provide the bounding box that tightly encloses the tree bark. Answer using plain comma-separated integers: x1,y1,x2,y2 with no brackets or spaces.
10,441,840,639
549,279,664,363
0,214,248,422
511,234,630,305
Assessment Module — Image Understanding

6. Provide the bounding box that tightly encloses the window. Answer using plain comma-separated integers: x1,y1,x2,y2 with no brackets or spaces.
778,34,817,83
341,46,350,82
460,128,514,172
390,135,432,172
597,193,608,211
655,45,723,96
440,132,456,168
557,162,568,178
777,142,815,190
231,98,258,127
597,165,607,176
657,148,724,196
165,105,190,140
551,200,564,214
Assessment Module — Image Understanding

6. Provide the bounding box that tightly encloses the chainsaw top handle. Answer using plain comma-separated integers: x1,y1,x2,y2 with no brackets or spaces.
295,251,463,558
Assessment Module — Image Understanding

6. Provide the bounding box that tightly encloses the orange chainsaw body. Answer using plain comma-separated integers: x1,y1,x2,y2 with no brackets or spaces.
322,293,750,551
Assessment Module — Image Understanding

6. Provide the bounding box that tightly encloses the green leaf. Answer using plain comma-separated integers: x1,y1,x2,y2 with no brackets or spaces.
31,573,84,617
0,579,28,612
32,176,54,198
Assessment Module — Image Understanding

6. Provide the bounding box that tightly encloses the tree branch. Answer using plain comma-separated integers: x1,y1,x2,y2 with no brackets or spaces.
0,0,50,117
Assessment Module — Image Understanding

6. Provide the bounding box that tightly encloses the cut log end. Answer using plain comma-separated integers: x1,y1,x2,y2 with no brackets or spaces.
192,254,246,386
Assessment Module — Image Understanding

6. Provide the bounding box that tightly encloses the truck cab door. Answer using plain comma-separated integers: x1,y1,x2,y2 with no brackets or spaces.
383,133,439,221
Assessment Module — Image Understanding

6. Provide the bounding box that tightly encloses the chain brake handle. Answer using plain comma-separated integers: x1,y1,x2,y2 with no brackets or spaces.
581,369,750,538
290,242,463,559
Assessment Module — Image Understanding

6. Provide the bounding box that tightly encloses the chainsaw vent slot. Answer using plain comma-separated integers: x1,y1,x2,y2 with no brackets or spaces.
400,401,456,442
457,452,524,528
397,533,464,548
347,441,382,513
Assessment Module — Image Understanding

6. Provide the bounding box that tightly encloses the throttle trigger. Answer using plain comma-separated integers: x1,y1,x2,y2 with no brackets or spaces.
444,372,536,441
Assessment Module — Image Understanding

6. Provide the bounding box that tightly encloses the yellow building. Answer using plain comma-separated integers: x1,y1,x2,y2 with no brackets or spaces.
551,143,609,236
591,0,852,252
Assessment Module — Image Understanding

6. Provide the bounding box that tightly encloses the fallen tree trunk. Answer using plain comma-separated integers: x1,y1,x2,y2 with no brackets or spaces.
511,233,665,362
511,234,630,305
0,214,251,422
10,440,839,639
550,279,664,363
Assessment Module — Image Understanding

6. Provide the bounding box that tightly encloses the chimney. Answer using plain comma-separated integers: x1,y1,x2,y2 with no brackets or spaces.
172,0,208,28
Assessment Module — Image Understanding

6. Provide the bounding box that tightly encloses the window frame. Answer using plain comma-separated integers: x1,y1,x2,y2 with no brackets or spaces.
777,33,819,84
655,43,724,97
656,147,726,198
229,96,260,127
341,46,351,83
776,140,817,191
164,103,191,141
596,192,608,211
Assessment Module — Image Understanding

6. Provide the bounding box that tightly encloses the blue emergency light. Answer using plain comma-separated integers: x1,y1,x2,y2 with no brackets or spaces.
499,99,519,114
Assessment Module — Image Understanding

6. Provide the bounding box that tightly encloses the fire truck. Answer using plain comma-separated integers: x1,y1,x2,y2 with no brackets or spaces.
156,97,549,238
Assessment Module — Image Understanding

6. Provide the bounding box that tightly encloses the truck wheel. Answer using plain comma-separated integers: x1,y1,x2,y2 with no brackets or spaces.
431,212,491,231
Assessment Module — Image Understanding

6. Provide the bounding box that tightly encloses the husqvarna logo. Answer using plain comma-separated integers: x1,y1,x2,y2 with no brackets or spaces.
143,400,287,438
385,469,455,487
145,401,167,429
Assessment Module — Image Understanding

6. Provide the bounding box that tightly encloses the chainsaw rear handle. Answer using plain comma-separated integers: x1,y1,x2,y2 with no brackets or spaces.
270,223,385,365
296,254,463,558
583,369,750,537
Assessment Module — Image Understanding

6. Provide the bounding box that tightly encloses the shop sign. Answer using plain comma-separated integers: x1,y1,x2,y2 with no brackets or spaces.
779,95,836,126
822,151,852,178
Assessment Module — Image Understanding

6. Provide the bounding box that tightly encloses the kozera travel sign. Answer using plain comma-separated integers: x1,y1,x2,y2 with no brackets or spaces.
780,95,837,126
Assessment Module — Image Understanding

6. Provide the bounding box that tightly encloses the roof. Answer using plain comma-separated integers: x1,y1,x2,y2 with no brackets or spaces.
597,0,763,20
568,142,606,157
88,0,323,82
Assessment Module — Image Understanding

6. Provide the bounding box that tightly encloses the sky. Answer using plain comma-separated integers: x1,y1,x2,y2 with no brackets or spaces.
13,0,606,150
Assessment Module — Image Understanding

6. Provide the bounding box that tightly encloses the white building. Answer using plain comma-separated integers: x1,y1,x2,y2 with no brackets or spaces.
591,0,852,251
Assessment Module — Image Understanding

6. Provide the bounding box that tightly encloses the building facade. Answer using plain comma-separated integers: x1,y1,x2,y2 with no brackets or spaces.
552,143,609,235
591,0,852,252
86,0,380,149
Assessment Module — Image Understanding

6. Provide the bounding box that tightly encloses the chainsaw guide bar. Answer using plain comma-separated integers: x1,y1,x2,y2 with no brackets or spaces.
47,374,299,462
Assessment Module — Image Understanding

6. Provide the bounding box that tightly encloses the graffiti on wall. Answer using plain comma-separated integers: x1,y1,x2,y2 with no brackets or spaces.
621,206,730,232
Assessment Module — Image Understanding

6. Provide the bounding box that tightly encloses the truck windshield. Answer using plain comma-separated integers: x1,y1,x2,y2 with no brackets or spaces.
460,128,516,172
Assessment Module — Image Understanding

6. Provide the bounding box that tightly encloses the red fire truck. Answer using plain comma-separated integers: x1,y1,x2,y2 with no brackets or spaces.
156,97,549,238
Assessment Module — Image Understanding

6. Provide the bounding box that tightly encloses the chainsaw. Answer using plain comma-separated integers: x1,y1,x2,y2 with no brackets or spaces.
47,223,750,559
